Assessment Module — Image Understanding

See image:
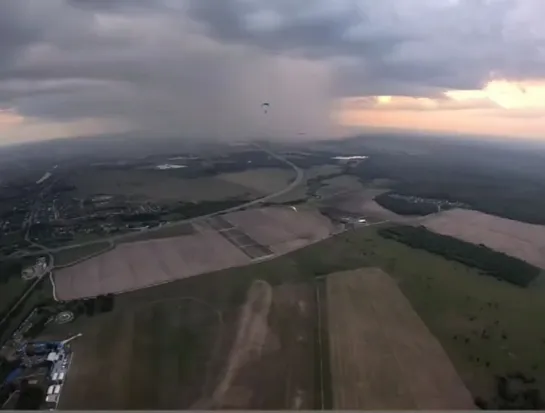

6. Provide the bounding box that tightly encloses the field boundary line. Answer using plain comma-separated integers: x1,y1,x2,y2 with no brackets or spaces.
55,230,334,301
315,281,325,410
54,241,115,270
49,271,59,302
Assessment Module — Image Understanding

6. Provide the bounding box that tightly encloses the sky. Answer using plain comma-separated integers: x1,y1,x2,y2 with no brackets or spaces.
1,0,545,145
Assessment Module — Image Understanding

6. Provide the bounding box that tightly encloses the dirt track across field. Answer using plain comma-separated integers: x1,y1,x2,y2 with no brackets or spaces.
208,280,272,408
193,280,317,410
326,268,474,409
421,208,545,269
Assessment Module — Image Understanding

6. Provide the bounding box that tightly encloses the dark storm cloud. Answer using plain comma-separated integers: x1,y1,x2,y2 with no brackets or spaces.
187,0,404,60
188,0,545,94
0,0,544,142
0,2,46,75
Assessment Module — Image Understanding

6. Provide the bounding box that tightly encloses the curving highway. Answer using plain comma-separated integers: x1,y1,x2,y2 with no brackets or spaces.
44,144,304,252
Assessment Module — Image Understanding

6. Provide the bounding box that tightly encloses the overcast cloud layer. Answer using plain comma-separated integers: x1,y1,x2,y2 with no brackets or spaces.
0,0,544,144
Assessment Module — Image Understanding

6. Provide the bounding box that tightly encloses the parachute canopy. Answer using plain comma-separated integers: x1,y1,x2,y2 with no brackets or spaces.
261,102,270,114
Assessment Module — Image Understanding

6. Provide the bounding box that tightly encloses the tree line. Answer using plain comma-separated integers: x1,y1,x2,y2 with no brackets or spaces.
24,294,116,340
378,225,540,287
374,192,440,215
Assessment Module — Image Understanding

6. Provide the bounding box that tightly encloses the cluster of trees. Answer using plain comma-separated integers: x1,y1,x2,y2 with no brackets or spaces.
70,294,115,317
379,225,540,287
475,373,544,409
287,153,339,169
14,379,44,410
0,357,20,407
115,199,247,227
0,260,23,284
304,171,347,198
0,278,46,344
2,293,116,345
374,193,440,215
166,150,291,178
168,200,246,219
349,150,545,225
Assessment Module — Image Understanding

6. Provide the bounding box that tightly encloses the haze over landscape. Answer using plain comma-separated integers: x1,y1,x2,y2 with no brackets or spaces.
4,0,545,411
1,0,545,145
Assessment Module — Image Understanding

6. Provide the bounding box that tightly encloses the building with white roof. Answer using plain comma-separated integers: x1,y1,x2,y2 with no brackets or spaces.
47,352,59,362
45,395,58,403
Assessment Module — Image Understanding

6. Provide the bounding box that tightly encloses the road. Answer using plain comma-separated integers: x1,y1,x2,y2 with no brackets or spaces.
0,189,56,328
26,144,304,254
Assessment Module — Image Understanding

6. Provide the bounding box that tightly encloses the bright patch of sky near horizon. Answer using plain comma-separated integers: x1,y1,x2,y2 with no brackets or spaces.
1,0,545,145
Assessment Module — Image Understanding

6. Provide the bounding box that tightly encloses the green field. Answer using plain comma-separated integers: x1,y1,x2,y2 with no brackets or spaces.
0,277,28,316
0,277,54,344
70,169,260,202
50,298,220,409
271,165,343,204
54,242,113,267
296,227,545,406
42,225,545,408
118,223,196,244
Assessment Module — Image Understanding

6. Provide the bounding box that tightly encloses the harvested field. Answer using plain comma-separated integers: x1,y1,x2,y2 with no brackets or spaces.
316,175,365,198
206,217,273,260
224,206,336,254
195,280,317,409
54,230,250,300
218,168,294,195
54,206,335,299
421,209,545,269
326,268,474,409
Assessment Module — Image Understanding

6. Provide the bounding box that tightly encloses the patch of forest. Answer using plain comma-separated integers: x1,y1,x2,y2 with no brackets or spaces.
349,151,545,225
374,192,442,215
378,225,540,287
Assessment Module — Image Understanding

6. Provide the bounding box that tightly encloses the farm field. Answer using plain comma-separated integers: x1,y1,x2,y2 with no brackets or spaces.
270,165,343,203
194,280,317,409
49,223,545,408
0,276,53,344
69,169,260,201
53,206,336,299
0,276,28,316
53,298,222,409
315,175,365,198
217,168,295,195
47,279,317,409
54,227,251,299
421,208,545,269
118,222,197,243
53,241,112,267
224,206,336,254
326,268,473,409
319,186,410,223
